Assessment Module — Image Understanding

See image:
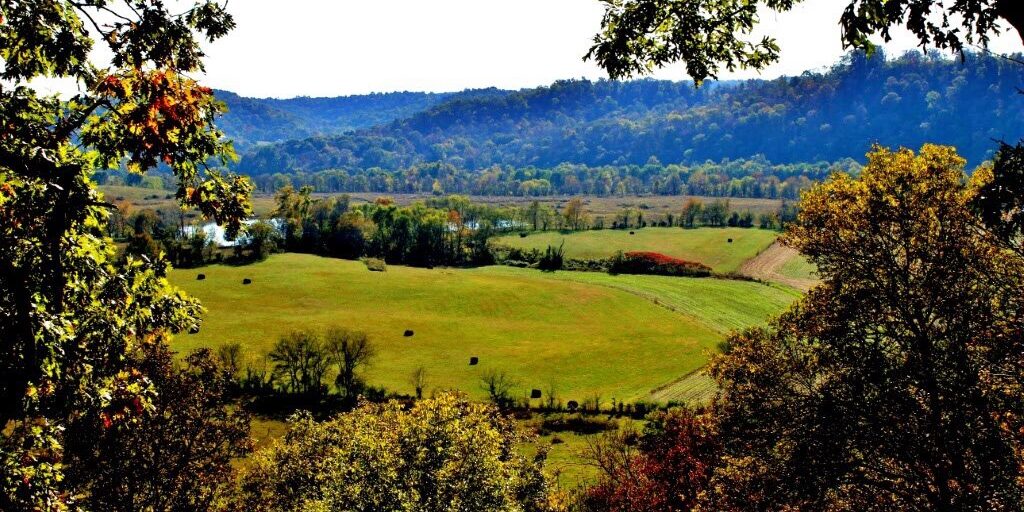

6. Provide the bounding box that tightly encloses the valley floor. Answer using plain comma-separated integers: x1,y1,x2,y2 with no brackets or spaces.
170,254,799,404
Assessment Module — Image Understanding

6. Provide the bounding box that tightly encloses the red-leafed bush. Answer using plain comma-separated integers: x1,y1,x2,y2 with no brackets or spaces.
581,408,721,512
609,251,712,277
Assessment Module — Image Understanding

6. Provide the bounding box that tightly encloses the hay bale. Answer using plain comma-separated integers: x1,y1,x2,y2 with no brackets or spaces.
196,273,206,281
469,356,479,366
530,389,542,399
242,278,252,285
566,400,579,411
404,330,414,337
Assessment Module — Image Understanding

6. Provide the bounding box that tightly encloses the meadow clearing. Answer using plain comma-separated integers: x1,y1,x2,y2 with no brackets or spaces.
170,253,798,404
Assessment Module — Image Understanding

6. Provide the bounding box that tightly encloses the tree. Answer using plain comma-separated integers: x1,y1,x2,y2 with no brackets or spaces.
268,331,331,397
63,346,252,512
272,185,313,249
217,341,245,382
526,200,543,231
480,370,518,409
0,1,250,508
972,141,1024,255
410,366,429,399
681,198,703,228
705,145,1024,510
244,220,281,261
587,0,1023,82
582,408,720,512
227,393,566,511
324,327,376,401
563,197,587,231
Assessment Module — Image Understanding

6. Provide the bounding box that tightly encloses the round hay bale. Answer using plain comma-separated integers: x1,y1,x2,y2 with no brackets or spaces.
530,389,542,399
404,330,414,337
242,278,252,285
469,356,479,366
196,273,206,280
566,400,579,411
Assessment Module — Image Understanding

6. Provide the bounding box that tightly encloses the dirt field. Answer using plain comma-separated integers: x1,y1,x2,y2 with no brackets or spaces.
738,241,818,291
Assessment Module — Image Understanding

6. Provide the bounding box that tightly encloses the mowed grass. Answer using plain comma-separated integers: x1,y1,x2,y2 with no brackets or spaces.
492,227,779,274
519,269,801,335
778,253,818,282
169,254,796,403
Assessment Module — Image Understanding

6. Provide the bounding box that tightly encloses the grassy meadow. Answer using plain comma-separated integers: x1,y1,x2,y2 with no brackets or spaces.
169,253,796,403
493,227,779,274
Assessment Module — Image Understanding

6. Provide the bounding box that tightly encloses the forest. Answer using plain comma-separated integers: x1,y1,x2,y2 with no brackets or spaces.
96,156,836,198
235,51,1024,177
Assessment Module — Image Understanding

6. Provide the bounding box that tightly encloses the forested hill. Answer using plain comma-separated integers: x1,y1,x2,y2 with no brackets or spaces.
215,89,509,151
233,51,1024,175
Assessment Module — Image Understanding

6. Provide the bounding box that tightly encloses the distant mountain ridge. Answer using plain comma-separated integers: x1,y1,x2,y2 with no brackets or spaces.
218,51,1024,175
214,88,513,151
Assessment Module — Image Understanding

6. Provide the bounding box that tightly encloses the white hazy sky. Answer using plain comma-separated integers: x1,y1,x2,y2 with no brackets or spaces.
40,0,1024,98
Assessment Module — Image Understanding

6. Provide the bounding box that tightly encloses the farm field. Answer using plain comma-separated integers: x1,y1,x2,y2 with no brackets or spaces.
169,253,798,403
98,185,783,220
344,192,785,217
738,241,819,291
493,227,779,274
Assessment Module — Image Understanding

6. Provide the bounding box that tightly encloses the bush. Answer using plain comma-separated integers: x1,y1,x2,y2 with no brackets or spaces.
363,257,387,272
608,251,712,277
538,414,618,435
537,243,565,271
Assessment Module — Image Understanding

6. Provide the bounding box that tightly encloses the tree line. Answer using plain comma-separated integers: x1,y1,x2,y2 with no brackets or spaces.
244,157,833,199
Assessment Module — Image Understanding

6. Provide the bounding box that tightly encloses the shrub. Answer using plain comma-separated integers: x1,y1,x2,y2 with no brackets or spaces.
563,257,610,272
609,251,712,277
537,243,565,271
538,414,618,435
363,257,387,272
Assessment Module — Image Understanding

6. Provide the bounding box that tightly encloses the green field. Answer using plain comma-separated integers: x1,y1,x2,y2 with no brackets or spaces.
169,254,797,403
492,227,779,274
778,253,818,282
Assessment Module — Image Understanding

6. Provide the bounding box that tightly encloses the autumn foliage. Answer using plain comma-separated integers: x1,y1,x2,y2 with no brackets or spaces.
581,408,720,512
610,251,712,277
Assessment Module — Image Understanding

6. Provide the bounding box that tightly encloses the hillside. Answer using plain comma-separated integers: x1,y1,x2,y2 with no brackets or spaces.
234,51,1024,176
215,89,516,151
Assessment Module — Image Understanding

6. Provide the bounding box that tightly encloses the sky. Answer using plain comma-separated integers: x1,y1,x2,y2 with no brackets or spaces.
37,0,1024,98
